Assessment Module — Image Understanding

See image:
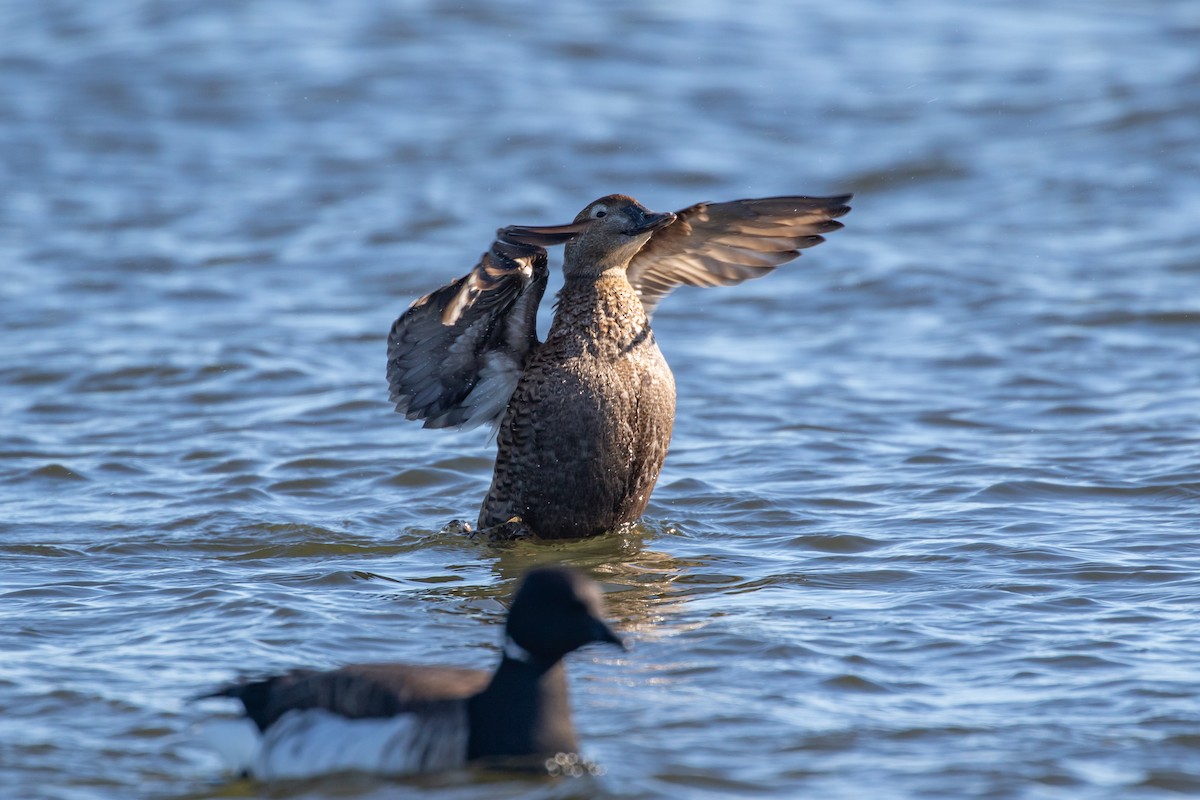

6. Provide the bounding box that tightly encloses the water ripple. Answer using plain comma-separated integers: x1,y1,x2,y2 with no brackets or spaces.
2,1,1199,799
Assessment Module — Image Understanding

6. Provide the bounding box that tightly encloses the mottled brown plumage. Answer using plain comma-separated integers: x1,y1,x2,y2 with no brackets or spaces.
387,193,851,539
479,265,675,538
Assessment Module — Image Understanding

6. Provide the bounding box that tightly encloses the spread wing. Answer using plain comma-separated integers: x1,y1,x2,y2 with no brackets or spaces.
626,194,852,317
386,238,549,430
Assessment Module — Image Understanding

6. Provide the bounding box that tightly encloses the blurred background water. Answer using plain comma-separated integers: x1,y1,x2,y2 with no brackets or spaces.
2,1,1200,798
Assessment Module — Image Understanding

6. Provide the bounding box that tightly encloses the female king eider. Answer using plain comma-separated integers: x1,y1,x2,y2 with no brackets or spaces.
388,193,851,538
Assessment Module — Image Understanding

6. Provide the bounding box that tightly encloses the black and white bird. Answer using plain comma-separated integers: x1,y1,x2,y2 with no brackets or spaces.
200,567,623,779
387,193,852,539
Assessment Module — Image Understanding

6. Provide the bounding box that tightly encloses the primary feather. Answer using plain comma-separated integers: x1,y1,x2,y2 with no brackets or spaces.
386,238,548,429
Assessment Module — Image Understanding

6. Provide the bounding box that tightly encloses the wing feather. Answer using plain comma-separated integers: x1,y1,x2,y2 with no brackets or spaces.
209,664,489,732
386,239,549,430
627,194,852,316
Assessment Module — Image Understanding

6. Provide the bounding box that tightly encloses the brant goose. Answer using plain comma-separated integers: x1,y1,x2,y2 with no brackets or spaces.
388,194,851,538
203,567,623,779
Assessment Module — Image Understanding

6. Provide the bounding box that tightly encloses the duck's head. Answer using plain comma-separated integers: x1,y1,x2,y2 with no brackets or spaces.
502,195,676,278
504,566,624,666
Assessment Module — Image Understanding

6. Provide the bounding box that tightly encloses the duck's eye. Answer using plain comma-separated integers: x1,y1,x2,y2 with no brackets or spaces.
591,205,608,219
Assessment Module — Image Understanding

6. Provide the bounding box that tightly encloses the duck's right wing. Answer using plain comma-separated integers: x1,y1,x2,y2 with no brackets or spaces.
386,238,551,430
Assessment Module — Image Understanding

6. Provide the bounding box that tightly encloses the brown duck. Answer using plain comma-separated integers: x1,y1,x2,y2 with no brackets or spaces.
387,194,852,538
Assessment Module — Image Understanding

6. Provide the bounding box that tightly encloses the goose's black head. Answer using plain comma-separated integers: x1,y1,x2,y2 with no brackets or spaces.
504,567,624,665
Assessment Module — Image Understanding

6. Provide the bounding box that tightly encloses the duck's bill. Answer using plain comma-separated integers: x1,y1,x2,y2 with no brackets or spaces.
625,209,676,236
499,221,589,246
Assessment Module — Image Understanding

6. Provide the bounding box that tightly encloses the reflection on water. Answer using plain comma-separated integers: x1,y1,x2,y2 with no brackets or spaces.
3,0,1200,798
485,524,701,636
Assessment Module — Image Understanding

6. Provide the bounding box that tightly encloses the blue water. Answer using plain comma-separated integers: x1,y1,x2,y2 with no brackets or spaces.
3,1,1200,798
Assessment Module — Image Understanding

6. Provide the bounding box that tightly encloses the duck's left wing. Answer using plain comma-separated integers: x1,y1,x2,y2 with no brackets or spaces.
626,194,852,317
386,238,550,430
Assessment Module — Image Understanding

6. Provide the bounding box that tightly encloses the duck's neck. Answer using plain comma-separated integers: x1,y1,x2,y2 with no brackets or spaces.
548,271,652,356
466,654,577,761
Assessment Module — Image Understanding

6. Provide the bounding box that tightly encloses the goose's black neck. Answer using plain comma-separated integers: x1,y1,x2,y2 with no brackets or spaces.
465,655,578,761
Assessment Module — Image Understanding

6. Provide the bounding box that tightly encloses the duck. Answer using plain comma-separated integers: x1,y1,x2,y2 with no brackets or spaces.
387,193,852,538
201,566,623,779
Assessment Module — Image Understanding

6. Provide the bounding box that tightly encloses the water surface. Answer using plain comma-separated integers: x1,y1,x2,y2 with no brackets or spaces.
3,1,1200,798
